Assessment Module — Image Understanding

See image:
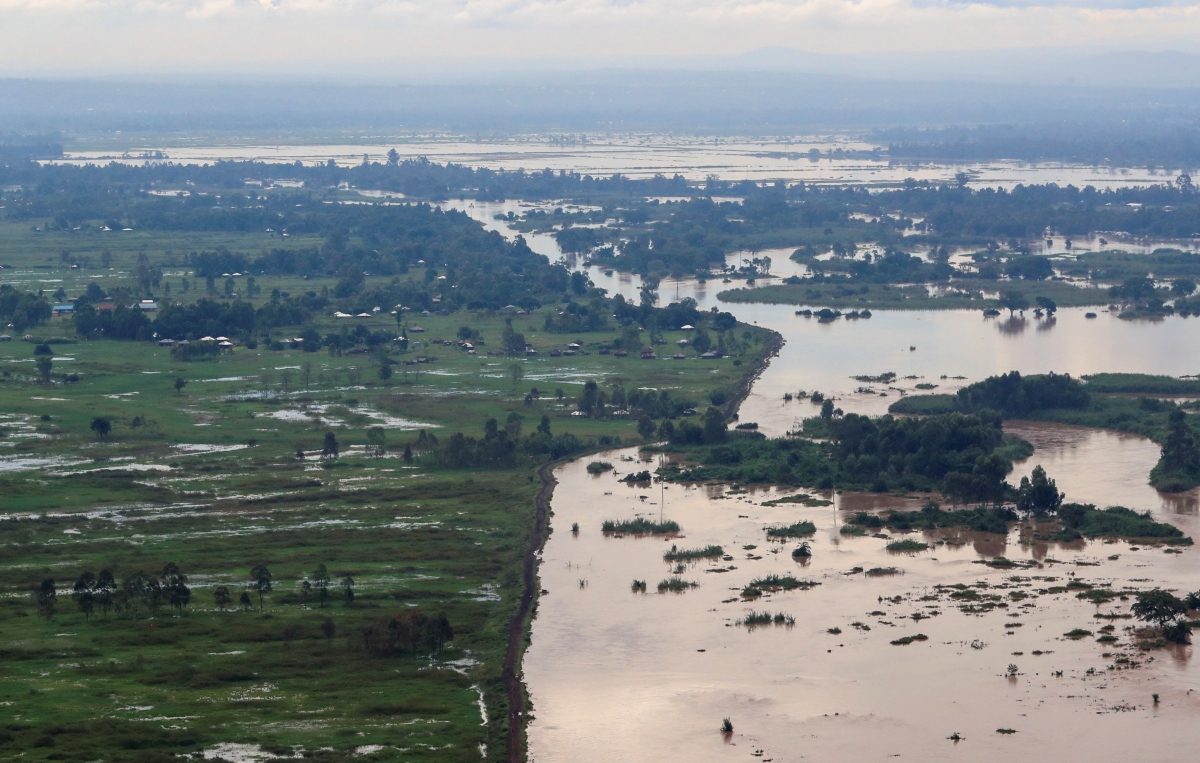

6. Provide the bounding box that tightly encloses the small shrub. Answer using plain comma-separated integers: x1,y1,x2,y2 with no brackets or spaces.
601,518,680,534
886,539,929,552
657,577,698,593
586,461,613,474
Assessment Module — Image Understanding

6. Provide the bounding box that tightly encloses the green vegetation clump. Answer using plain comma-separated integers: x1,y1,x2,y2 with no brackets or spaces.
766,520,817,538
1150,409,1200,492
602,518,681,535
586,460,614,474
852,502,1018,535
663,411,1020,502
663,544,724,562
657,576,699,593
741,574,820,598
1063,628,1094,639
760,493,832,507
738,611,795,626
890,634,929,645
886,539,929,552
1058,503,1190,543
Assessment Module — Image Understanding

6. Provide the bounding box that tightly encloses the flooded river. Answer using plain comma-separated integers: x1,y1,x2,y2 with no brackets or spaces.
456,199,1200,761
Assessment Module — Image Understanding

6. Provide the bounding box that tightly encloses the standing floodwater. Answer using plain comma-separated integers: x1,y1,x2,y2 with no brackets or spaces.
525,450,1199,762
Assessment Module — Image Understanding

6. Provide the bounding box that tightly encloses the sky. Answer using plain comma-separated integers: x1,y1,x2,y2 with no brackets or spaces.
3,0,1200,76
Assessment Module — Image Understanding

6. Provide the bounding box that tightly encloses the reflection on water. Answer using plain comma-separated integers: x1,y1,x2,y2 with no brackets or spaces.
527,450,1200,763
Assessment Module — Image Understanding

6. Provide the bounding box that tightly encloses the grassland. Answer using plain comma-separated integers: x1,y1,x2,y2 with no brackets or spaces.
0,229,774,762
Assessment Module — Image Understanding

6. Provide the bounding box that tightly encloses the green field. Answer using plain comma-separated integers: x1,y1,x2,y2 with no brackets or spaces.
0,224,774,761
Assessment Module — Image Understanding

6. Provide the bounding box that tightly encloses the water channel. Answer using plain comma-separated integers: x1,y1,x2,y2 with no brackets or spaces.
434,201,1200,762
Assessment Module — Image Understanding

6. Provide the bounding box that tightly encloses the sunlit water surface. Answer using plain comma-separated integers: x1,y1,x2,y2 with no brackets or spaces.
438,201,1200,762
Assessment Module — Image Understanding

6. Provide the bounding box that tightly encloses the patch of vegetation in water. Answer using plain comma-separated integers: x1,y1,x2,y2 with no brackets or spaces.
662,544,724,562
1054,503,1191,544
765,520,817,538
890,633,929,645
741,574,820,598
851,502,1019,535
760,493,832,507
586,460,614,474
886,539,930,552
738,610,795,627
657,576,699,593
602,517,681,535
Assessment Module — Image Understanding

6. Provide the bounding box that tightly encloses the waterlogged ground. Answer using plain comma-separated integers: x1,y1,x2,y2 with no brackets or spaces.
526,446,1199,762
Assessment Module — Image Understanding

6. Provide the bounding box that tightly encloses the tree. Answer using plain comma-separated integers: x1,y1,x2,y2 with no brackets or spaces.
35,356,52,383
174,377,187,394
341,575,355,607
1132,589,1191,643
162,562,190,614
1132,590,1187,626
1035,296,1057,315
36,578,56,620
320,617,336,649
637,415,657,440
367,427,386,457
537,415,552,436
702,406,727,444
302,361,313,390
509,363,525,386
820,400,835,421
249,564,273,611
213,585,232,610
90,416,112,440
73,571,96,621
1016,465,1063,515
999,290,1030,315
402,444,413,463
386,148,400,166
313,564,330,608
1156,409,1200,484
657,420,675,441
502,319,526,356
322,431,339,461
578,380,603,418
239,591,252,612
1172,278,1197,298
96,569,115,618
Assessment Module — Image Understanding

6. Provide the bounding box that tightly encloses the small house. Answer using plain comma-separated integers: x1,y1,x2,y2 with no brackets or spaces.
138,300,157,312
640,348,657,359
157,338,175,347
52,305,74,316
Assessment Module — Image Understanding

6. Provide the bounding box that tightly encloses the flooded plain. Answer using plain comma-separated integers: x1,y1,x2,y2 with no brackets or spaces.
468,191,1200,761
525,444,1199,762
57,135,1189,190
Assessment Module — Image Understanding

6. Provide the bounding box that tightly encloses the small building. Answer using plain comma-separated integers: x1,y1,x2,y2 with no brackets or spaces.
672,353,686,360
96,301,116,312
409,325,426,333
138,300,157,312
157,338,175,347
53,304,74,316
0,334,10,342
640,348,657,359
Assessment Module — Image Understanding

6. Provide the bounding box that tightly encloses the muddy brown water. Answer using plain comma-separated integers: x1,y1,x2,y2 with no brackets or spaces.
525,446,1198,762
442,197,1200,760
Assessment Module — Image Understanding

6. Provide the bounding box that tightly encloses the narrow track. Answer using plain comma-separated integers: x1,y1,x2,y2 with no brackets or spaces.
503,459,555,762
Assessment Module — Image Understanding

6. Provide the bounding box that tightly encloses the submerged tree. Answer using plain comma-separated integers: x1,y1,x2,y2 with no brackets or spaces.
1016,465,1062,515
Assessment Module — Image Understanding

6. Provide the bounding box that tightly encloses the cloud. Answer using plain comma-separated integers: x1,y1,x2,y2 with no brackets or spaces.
0,0,1199,73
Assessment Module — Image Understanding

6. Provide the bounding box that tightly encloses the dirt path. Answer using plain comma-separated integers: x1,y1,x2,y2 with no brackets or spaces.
503,459,555,762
